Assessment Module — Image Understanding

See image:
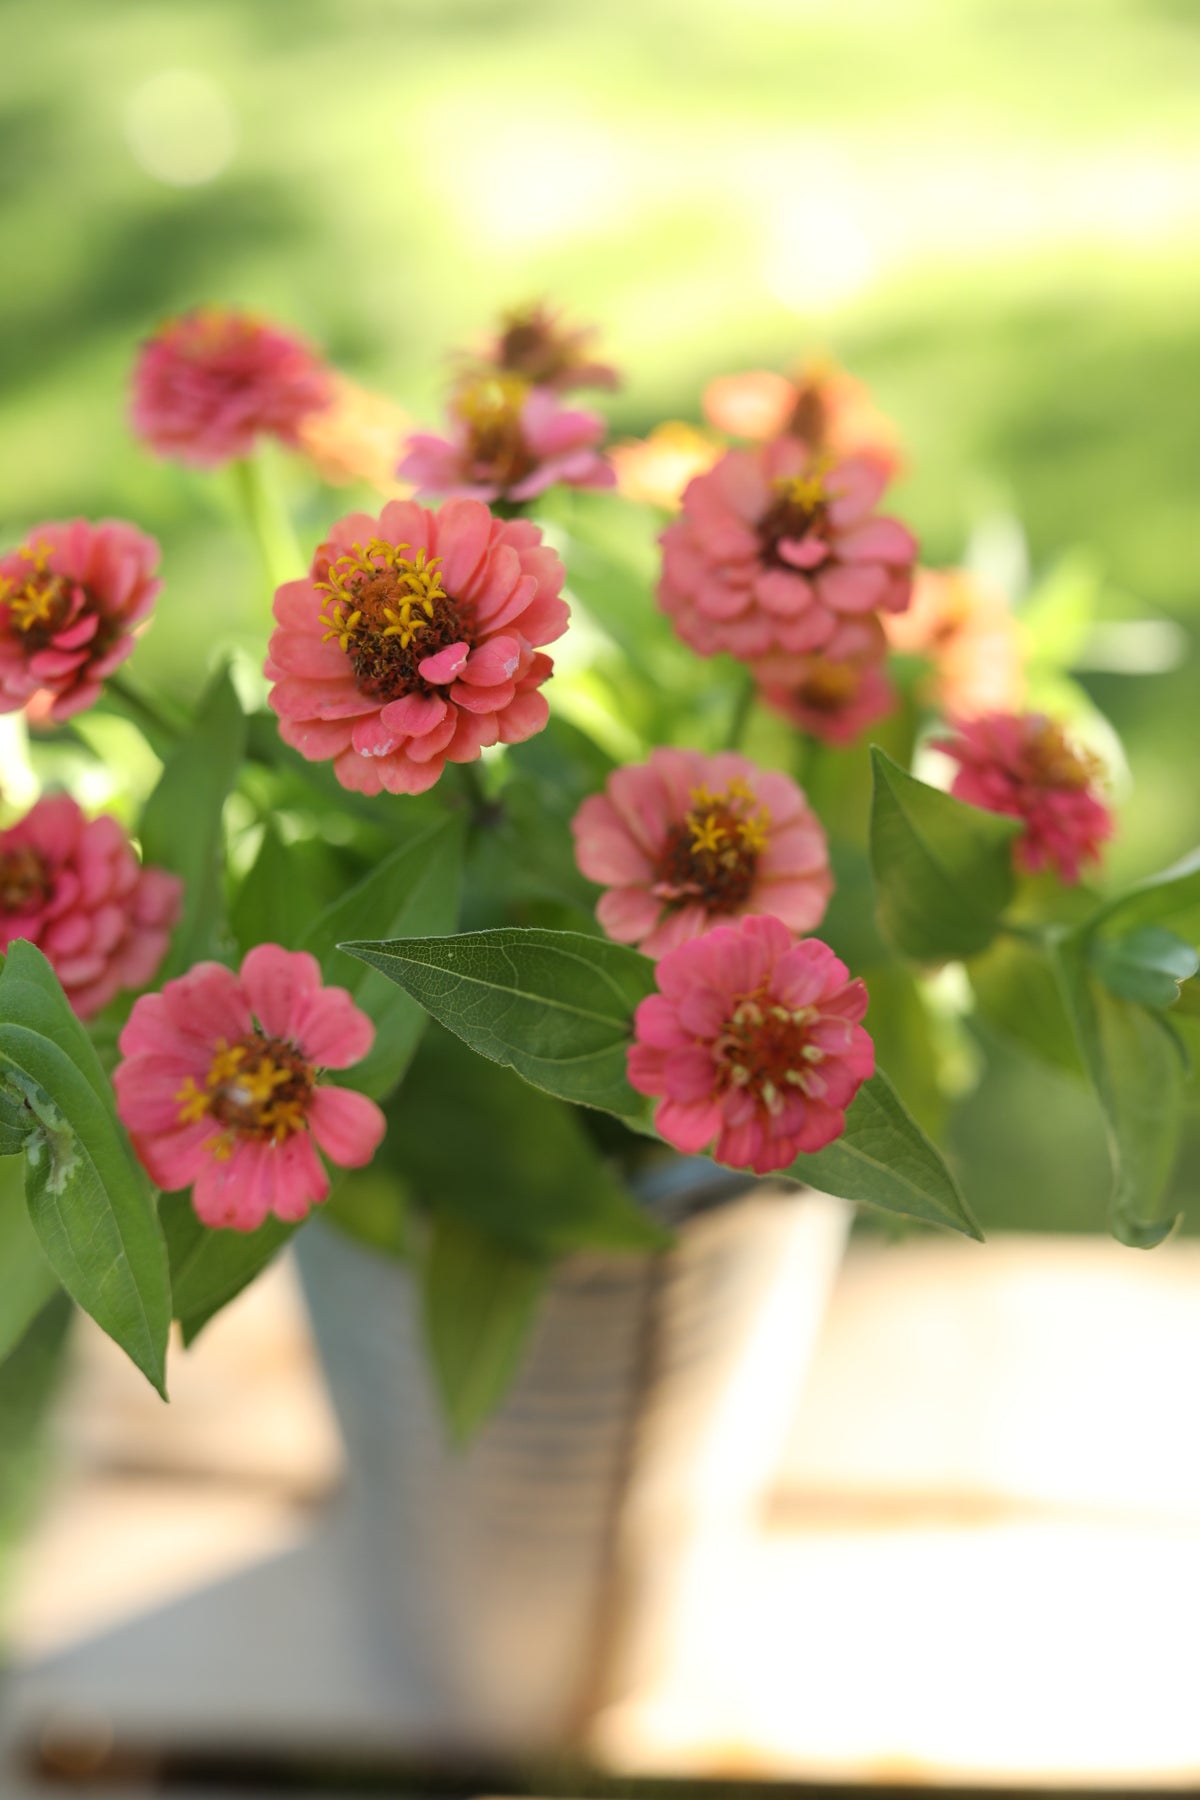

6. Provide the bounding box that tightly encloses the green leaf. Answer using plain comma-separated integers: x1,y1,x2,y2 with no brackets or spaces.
300,814,465,1100
140,665,247,976
789,1070,982,1240
339,927,657,1121
1085,847,1200,946
869,747,1021,962
969,935,1085,1075
422,1212,547,1443
230,821,324,956
0,942,171,1394
1090,925,1200,1010
1055,935,1183,1247
162,1192,294,1346
0,1155,59,1365
387,1024,667,1256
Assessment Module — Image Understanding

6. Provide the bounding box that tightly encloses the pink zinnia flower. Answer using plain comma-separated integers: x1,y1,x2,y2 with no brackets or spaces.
755,616,895,746
114,945,386,1232
628,913,874,1175
572,749,831,959
479,302,620,392
933,711,1113,883
130,307,333,468
0,519,161,722
703,358,902,475
398,374,614,504
265,497,569,796
658,438,916,676
0,793,181,1019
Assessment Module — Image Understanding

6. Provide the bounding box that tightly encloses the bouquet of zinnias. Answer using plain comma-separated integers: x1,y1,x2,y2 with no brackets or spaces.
1,302,1196,1428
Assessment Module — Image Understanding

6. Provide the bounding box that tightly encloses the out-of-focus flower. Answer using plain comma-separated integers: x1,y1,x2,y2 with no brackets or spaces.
703,357,902,474
885,566,1024,718
0,519,161,722
756,616,896,745
265,497,568,796
0,793,181,1018
627,913,873,1175
297,374,412,494
658,439,915,675
398,374,614,504
572,748,831,959
130,307,334,468
478,302,619,392
609,421,723,511
933,711,1113,883
114,945,385,1232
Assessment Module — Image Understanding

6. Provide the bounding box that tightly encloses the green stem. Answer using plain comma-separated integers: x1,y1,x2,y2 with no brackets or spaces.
726,669,757,751
232,454,304,595
455,759,496,827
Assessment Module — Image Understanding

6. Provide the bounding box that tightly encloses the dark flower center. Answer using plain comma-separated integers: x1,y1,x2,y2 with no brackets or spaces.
792,658,862,714
786,380,832,450
0,846,50,914
712,990,828,1117
0,543,71,648
318,539,471,702
1020,720,1103,792
652,781,769,914
176,1032,315,1146
757,470,831,569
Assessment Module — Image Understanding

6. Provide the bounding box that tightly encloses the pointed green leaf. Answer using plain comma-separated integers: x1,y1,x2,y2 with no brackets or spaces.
1085,847,1200,946
869,747,1021,962
230,821,324,957
788,1069,982,1239
1055,935,1182,1247
0,1155,59,1365
422,1212,547,1444
0,943,171,1394
1090,925,1199,1010
140,665,246,976
339,927,657,1120
969,935,1085,1075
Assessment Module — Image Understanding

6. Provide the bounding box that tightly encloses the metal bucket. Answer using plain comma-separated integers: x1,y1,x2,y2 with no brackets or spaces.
294,1177,850,1756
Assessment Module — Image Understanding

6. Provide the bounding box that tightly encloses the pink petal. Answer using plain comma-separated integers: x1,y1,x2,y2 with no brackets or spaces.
307,1085,386,1166
418,640,471,685
241,944,322,1040
293,986,375,1067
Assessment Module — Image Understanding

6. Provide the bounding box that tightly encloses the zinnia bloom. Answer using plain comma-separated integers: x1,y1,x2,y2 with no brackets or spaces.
572,749,832,959
0,793,181,1018
658,438,916,675
703,357,902,475
885,567,1024,719
398,374,614,504
265,497,569,795
479,302,619,392
628,913,873,1175
933,711,1113,883
755,616,895,746
0,519,161,722
131,307,333,468
114,945,386,1231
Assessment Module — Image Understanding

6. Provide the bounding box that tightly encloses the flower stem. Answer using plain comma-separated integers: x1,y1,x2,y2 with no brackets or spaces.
726,669,757,751
105,673,187,751
232,454,304,595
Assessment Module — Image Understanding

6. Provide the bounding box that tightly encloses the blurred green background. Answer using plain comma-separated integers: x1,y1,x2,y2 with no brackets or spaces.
2,0,1200,1235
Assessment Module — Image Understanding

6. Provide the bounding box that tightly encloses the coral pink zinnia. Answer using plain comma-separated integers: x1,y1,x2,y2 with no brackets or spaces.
933,711,1114,883
0,793,181,1019
113,946,386,1231
0,519,161,722
130,307,333,468
703,357,902,476
572,749,832,959
628,913,874,1175
398,374,614,504
658,438,916,677
265,497,569,795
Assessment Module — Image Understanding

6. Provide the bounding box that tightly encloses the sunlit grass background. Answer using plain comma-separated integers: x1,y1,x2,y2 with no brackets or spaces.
2,0,1200,1234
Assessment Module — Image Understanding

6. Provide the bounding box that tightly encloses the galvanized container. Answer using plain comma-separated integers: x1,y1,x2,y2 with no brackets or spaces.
294,1175,850,1756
